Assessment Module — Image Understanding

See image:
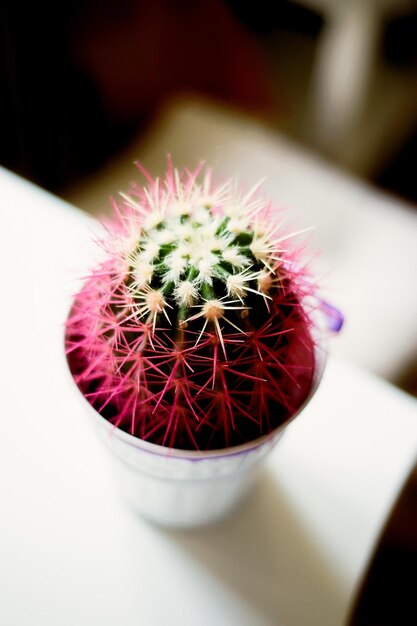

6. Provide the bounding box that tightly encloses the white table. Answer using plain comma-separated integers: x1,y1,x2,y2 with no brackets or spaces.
1,166,417,626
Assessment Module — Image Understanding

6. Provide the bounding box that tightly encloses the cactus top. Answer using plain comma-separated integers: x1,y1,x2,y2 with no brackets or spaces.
107,164,310,355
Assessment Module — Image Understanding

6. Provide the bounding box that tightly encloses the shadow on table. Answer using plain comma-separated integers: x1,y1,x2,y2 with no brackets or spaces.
164,470,347,626
348,461,417,626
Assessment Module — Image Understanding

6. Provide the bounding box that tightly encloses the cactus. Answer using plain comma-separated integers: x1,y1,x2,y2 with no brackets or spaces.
66,162,318,450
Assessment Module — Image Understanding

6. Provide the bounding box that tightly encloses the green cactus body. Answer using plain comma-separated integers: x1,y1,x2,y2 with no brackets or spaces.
66,163,317,450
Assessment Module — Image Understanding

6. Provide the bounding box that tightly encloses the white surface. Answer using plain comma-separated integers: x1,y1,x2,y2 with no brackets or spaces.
66,100,417,381
1,166,417,626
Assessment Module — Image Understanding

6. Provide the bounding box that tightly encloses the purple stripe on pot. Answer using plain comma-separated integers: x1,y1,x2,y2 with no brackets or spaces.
319,300,344,333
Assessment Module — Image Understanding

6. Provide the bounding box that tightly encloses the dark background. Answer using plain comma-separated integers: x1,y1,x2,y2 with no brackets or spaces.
3,0,417,200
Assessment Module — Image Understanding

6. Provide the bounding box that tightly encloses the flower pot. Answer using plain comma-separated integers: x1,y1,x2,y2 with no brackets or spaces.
66,340,325,528
63,162,340,527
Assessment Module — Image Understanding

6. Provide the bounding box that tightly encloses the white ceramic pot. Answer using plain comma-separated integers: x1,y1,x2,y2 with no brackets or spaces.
67,342,326,528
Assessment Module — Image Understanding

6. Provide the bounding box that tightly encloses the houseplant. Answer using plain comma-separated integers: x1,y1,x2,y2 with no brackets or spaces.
65,160,340,526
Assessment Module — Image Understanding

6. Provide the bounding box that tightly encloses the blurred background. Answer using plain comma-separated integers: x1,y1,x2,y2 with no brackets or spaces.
3,0,417,200
1,2,417,622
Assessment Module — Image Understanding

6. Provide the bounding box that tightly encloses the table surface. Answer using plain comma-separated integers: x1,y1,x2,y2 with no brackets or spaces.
1,166,417,626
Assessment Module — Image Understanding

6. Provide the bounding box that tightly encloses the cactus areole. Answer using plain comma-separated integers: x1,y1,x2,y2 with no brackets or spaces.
66,162,319,451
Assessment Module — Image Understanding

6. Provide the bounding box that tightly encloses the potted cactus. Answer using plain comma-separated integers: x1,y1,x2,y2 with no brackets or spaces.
66,161,338,526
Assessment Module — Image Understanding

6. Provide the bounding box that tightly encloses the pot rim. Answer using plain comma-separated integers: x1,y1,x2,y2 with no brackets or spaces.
65,330,326,462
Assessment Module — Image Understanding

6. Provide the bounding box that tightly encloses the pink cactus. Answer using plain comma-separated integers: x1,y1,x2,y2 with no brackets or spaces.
66,161,319,450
